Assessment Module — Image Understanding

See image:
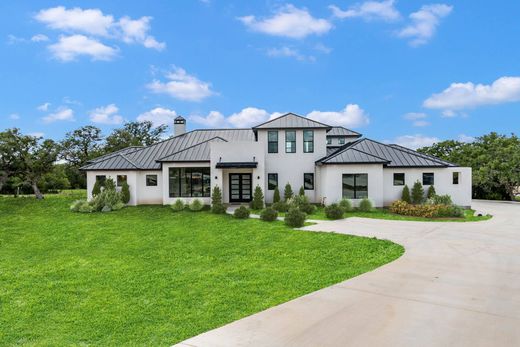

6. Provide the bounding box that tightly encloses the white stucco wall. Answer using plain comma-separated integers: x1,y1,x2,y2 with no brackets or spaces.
161,162,212,205
86,171,138,206
258,129,327,203
136,171,163,204
383,167,472,207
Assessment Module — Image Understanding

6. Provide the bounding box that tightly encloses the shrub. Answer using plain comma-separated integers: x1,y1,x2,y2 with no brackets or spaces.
78,201,94,213
272,201,288,212
189,199,204,212
299,186,305,196
120,181,130,204
260,207,278,222
285,207,306,228
324,203,344,219
91,188,121,212
112,201,125,211
389,200,464,218
70,199,84,212
427,185,436,199
211,185,226,214
273,187,281,203
92,180,101,197
339,198,352,212
431,194,452,205
171,199,185,212
358,198,373,212
101,205,112,213
284,183,293,201
234,206,250,219
288,195,315,214
251,185,264,210
411,181,424,205
104,177,116,191
401,185,411,203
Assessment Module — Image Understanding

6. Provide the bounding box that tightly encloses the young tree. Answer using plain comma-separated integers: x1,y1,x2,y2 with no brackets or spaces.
104,177,116,191
299,186,305,196
401,185,411,203
273,187,281,203
411,181,424,205
284,183,293,201
92,180,102,197
427,185,436,199
251,185,264,210
104,121,168,152
211,185,226,214
121,181,130,204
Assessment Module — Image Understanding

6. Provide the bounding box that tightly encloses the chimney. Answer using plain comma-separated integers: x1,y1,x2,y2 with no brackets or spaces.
174,116,186,136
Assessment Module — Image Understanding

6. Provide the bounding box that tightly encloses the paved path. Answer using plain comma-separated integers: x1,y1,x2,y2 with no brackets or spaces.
176,201,520,347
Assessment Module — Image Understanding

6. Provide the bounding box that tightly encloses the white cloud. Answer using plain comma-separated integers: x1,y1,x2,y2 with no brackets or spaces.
458,134,475,143
267,46,315,62
238,4,332,39
228,107,272,128
191,111,227,127
136,107,177,127
9,113,20,120
7,34,26,44
89,104,123,124
117,16,165,50
397,4,452,46
307,104,370,128
48,34,118,61
403,112,430,126
147,67,215,102
37,102,51,111
329,0,400,22
424,76,520,111
31,34,49,42
43,107,75,123
389,134,440,149
35,6,114,36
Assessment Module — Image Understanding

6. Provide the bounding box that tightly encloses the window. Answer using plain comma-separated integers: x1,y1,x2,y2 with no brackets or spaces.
453,172,460,185
285,130,296,153
423,172,434,185
393,173,405,186
169,167,211,197
303,130,314,153
96,175,106,186
146,174,158,186
117,175,127,187
338,138,346,145
268,173,278,190
268,131,278,153
342,174,368,199
304,173,314,190
327,138,332,145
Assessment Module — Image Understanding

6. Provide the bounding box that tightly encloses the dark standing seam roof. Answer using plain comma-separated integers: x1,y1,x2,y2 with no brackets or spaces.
327,126,362,137
317,138,457,167
320,147,390,164
85,146,143,164
252,112,332,130
157,137,227,162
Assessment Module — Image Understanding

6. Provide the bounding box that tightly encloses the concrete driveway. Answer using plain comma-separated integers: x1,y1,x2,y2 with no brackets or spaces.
176,200,520,347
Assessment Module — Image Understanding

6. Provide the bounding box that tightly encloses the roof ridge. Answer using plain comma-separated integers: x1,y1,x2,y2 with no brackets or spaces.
80,152,138,170
349,147,391,162
329,125,362,136
252,112,332,129
387,143,454,166
156,136,227,161
317,138,364,163
87,146,144,163
119,153,140,169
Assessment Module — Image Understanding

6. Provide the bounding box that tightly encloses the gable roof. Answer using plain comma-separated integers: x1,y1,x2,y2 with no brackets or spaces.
327,126,362,137
157,137,227,162
320,147,390,164
252,112,332,130
81,153,139,171
85,146,143,164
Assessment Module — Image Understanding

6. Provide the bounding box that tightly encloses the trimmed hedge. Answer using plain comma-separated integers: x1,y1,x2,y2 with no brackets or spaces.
284,207,306,228
260,207,278,222
389,200,463,218
358,198,373,212
324,203,344,219
234,206,250,219
189,199,204,212
171,199,185,212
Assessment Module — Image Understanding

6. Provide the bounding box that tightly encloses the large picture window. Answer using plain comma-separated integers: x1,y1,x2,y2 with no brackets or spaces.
268,173,278,190
285,130,296,153
169,167,211,197
304,173,314,190
303,130,314,153
342,174,368,199
268,131,278,153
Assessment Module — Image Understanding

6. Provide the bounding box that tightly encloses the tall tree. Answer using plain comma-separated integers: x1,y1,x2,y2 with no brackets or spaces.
104,121,168,152
0,129,21,192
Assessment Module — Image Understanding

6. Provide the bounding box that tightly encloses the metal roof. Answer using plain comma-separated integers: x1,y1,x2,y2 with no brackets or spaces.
157,137,226,162
327,126,362,137
85,146,143,164
320,147,390,164
318,138,457,167
252,112,332,130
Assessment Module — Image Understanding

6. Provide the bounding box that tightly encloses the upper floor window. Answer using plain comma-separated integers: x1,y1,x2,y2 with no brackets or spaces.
327,138,332,145
146,174,158,187
342,174,368,199
268,131,278,153
338,138,346,145
393,173,405,186
117,175,127,187
268,173,278,190
303,130,314,153
453,172,460,185
285,130,296,153
423,173,434,186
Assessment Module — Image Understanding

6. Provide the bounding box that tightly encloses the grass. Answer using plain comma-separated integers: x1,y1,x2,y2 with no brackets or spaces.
0,192,403,346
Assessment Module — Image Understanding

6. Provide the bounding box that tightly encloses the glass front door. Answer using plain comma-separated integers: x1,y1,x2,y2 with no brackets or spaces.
229,173,252,203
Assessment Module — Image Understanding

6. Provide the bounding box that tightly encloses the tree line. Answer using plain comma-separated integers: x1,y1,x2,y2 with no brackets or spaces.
0,121,167,198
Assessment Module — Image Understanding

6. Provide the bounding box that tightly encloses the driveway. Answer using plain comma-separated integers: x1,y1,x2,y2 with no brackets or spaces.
176,200,520,347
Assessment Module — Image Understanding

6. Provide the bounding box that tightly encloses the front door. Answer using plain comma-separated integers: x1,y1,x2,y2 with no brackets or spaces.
229,173,252,203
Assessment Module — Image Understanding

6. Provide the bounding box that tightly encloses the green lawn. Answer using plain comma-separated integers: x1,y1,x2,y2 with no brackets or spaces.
0,193,403,346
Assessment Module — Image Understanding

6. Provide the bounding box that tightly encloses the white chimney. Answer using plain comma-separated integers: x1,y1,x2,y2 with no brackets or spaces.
174,116,186,136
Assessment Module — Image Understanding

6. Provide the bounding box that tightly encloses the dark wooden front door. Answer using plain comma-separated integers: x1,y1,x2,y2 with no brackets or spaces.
229,173,252,203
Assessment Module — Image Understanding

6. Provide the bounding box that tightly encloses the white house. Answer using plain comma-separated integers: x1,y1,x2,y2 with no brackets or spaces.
81,113,472,207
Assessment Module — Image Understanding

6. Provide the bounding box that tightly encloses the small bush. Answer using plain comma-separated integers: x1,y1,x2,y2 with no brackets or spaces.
260,207,278,222
339,198,352,212
120,181,130,204
251,185,264,210
104,177,116,191
284,183,293,201
389,200,464,218
285,207,306,228
189,199,204,212
92,180,101,197
78,201,94,213
411,181,424,205
358,198,373,212
288,195,315,214
431,194,452,205
299,186,305,196
427,185,436,199
211,186,226,214
272,201,288,212
91,188,121,212
70,200,84,212
401,185,411,203
273,187,281,203
171,199,185,212
234,206,250,219
101,205,112,213
325,203,344,219
112,201,125,211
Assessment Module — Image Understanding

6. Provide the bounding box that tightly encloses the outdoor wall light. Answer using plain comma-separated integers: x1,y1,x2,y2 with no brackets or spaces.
214,176,218,180
257,176,260,180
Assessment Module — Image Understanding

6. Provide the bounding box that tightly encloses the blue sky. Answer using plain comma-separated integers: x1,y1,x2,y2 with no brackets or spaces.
1,0,519,148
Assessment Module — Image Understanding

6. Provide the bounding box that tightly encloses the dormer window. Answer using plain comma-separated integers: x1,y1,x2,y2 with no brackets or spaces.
338,138,346,145
327,138,332,145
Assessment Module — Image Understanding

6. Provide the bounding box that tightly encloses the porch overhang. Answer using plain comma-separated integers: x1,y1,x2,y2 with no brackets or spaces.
215,162,258,169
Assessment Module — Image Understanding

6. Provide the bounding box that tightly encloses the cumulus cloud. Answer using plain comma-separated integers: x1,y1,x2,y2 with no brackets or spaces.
267,46,315,62
403,112,430,127
307,104,370,128
31,34,49,42
329,0,400,22
147,67,215,102
136,107,177,127
389,134,439,149
424,76,520,112
48,34,118,61
397,4,452,46
35,6,114,36
42,107,75,123
191,111,227,127
238,4,332,39
116,16,165,50
37,102,51,111
89,104,123,124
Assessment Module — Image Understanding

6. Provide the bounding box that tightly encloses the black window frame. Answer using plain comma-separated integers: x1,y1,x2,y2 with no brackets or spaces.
338,138,346,145
285,130,296,153
96,175,106,186
453,172,459,185
423,172,434,186
267,173,278,190
342,173,368,199
268,131,278,153
327,138,332,145
303,130,314,153
393,173,405,186
116,175,127,187
304,173,314,190
146,174,158,187
169,167,211,198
